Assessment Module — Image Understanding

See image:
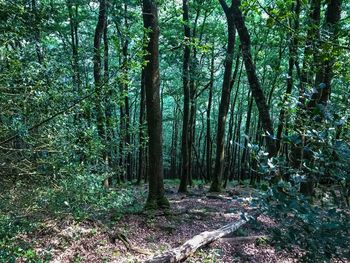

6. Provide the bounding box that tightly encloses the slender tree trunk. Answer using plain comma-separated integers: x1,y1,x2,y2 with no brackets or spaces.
188,93,196,185
298,0,321,106
93,0,108,186
236,100,243,182
143,0,169,209
171,104,179,179
290,0,321,173
228,61,243,181
137,68,146,184
240,93,253,180
250,117,261,184
67,0,80,91
31,0,43,64
223,59,241,188
103,12,113,185
267,41,285,108
179,0,191,193
122,3,132,181
206,42,215,182
210,0,236,192
187,8,202,185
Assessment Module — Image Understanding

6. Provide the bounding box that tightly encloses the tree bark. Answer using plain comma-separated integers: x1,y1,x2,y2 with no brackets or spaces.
206,42,215,182
31,0,43,64
240,93,253,180
179,0,191,193
146,216,249,263
210,0,236,192
67,0,80,91
308,0,342,109
137,68,146,184
143,0,169,209
93,0,108,187
170,104,179,179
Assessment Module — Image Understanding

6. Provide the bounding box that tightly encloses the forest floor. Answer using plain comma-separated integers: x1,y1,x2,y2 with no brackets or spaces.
0,178,307,263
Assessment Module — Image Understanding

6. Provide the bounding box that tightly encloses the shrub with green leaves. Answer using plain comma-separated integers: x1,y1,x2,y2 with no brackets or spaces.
259,182,350,262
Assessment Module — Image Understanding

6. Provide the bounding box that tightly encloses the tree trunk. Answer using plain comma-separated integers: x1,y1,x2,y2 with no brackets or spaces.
308,0,342,109
210,0,236,192
290,0,321,174
146,216,249,263
170,104,179,179
67,0,80,91
240,93,253,180
103,10,112,186
143,0,169,209
31,0,43,64
300,0,342,195
137,68,146,184
206,41,215,182
93,0,108,187
232,0,277,158
179,0,191,193
122,3,132,181
223,53,241,188
298,0,321,107
235,98,243,182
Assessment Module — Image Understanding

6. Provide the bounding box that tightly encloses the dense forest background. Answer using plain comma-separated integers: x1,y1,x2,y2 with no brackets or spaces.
1,0,350,262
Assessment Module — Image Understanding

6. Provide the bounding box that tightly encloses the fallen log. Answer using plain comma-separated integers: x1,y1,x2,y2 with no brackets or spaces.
145,215,250,263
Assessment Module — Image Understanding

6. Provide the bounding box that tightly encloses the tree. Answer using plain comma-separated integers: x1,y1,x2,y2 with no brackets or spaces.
142,0,170,209
179,0,191,193
231,0,277,158
210,0,236,192
206,42,215,182
93,0,109,187
137,68,147,184
67,0,81,91
300,0,343,195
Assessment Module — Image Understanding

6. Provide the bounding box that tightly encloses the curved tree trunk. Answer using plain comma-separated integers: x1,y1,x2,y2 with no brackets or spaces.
232,0,277,158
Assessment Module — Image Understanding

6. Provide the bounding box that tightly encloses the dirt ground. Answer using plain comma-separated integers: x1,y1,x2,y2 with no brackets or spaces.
13,185,307,263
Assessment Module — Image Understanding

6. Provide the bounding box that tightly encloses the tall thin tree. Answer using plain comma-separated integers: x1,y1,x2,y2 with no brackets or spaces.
210,0,236,192
179,0,191,193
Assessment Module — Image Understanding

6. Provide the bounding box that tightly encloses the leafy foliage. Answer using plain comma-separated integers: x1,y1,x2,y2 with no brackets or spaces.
259,182,350,262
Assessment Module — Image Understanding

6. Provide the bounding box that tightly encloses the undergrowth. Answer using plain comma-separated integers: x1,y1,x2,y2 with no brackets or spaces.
0,173,144,262
257,181,350,262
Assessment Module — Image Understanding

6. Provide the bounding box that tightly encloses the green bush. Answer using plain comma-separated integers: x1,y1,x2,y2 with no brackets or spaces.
259,182,350,262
